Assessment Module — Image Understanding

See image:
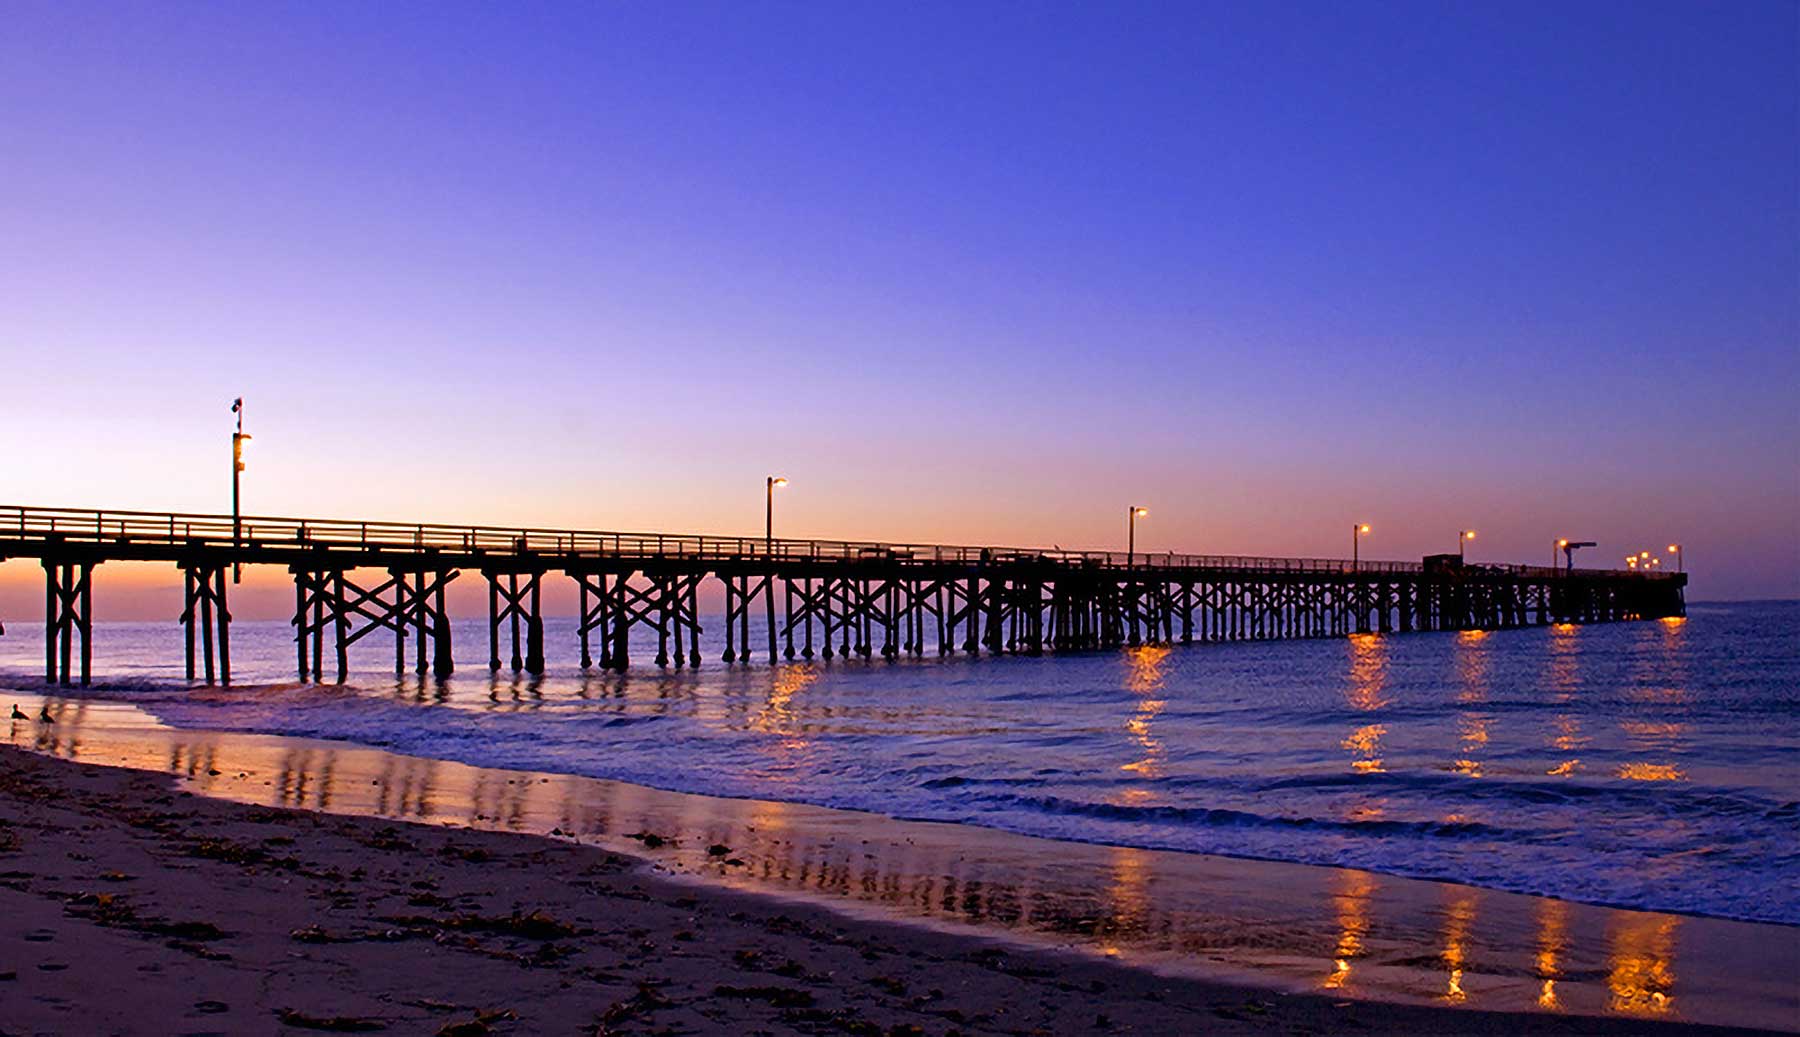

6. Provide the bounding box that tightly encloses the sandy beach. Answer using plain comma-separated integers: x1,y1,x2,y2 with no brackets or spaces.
2,694,1793,1036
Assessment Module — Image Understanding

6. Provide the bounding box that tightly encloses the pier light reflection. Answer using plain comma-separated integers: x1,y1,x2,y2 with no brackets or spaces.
1342,634,1390,773
745,665,822,785
6,699,1764,1025
1342,724,1387,774
1608,914,1680,1016
1441,891,1480,1002
1618,619,1690,782
1453,630,1491,779
1536,897,1569,1009
1544,623,1586,775
1118,646,1169,784
1345,634,1391,711
1101,844,1155,954
1322,868,1377,990
750,663,819,741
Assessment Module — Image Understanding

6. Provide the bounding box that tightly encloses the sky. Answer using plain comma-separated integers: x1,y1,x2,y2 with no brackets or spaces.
1,0,1795,621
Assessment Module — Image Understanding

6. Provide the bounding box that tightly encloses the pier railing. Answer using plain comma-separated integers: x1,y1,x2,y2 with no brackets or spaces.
2,504,1663,579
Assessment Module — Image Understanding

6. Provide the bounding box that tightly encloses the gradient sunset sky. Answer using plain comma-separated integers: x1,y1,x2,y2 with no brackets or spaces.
1,0,1795,619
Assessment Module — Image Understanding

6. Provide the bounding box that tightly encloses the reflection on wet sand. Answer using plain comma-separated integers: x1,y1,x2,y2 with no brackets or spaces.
1323,868,1376,990
1609,913,1680,1016
1441,890,1479,1002
6,695,1792,1031
1536,896,1569,1009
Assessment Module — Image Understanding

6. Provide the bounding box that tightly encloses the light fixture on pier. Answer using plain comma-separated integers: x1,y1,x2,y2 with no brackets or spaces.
1353,524,1371,570
1667,543,1682,573
1458,529,1476,563
1128,506,1148,568
765,476,787,551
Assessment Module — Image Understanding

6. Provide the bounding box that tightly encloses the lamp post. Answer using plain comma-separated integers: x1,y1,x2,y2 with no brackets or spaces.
759,476,788,665
1353,524,1370,571
1554,538,1568,570
1127,506,1148,568
765,476,787,554
1458,529,1476,563
230,397,250,584
1667,543,1682,573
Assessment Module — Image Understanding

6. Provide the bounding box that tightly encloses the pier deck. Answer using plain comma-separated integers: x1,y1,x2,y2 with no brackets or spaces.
0,505,1685,685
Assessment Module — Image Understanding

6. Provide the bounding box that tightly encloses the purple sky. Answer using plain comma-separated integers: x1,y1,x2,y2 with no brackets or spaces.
1,1,1795,618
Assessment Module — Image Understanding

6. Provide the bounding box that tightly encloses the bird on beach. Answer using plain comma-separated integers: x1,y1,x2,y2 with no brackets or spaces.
37,706,54,724
9,704,27,721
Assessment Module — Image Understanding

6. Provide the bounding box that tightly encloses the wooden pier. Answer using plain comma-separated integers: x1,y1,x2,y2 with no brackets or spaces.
0,506,1686,685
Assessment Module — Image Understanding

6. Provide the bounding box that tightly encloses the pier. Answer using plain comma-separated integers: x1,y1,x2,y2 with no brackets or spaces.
1,505,1686,685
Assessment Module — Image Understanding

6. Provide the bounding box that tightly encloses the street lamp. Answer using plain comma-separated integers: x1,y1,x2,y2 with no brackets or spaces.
765,476,787,553
1554,538,1568,568
230,397,250,584
758,475,788,665
1353,524,1371,571
1127,506,1148,568
1458,529,1476,563
1667,543,1682,573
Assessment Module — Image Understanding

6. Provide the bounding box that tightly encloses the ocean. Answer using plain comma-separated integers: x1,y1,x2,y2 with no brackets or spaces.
2,599,1794,926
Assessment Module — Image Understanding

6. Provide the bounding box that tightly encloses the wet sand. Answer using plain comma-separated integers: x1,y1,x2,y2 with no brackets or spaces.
2,692,1794,1035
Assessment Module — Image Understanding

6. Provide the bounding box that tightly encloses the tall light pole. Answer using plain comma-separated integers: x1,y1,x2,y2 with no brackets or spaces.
1127,506,1148,568
1353,524,1370,571
231,397,249,584
1458,529,1476,563
765,476,787,553
756,477,788,665
1554,538,1568,569
1667,543,1682,573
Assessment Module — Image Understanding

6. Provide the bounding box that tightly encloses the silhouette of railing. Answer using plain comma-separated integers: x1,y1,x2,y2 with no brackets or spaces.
3,504,1668,580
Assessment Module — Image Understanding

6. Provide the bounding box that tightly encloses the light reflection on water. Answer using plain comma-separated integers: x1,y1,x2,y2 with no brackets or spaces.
9,700,1783,1029
0,602,1796,926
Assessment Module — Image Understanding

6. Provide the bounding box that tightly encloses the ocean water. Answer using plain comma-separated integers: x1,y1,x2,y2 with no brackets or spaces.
2,601,1795,925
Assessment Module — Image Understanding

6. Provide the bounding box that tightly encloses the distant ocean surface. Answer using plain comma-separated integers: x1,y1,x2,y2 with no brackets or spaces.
3,601,1795,925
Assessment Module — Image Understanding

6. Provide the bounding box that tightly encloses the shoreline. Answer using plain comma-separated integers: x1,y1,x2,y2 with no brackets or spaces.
1,692,1795,1033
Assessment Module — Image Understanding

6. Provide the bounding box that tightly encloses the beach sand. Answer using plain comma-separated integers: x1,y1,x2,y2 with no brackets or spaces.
0,696,1794,1035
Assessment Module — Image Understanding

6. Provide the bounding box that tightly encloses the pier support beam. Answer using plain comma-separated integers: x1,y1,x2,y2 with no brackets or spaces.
42,557,96,686
486,570,545,674
392,566,458,678
290,567,456,681
179,561,231,685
